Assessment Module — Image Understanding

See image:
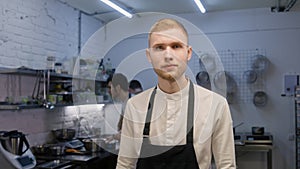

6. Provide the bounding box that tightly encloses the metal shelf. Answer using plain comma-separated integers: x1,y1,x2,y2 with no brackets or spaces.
0,67,106,82
0,67,107,110
0,104,42,110
0,67,41,76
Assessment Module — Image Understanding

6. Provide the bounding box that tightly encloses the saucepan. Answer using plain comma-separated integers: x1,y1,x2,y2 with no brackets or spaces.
82,138,102,152
52,129,76,141
48,145,65,156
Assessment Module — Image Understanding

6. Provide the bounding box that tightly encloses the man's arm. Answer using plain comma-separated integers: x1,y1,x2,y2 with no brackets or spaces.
212,101,236,169
116,99,143,169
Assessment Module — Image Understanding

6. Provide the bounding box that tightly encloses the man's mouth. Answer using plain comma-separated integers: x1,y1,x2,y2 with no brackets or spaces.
162,64,177,70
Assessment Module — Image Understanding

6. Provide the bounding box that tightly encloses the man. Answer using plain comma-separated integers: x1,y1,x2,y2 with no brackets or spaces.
116,18,236,169
106,73,129,138
129,80,143,97
107,74,129,107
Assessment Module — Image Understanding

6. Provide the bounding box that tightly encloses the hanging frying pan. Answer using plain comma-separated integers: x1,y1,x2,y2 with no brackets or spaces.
213,71,237,93
196,71,211,90
251,54,269,72
243,70,257,84
253,91,268,107
199,53,216,72
213,71,237,104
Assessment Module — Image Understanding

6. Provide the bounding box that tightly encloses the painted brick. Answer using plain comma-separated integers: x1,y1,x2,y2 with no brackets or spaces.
0,0,103,146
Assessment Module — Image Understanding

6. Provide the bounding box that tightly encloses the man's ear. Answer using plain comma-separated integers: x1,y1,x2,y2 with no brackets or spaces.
146,48,152,63
187,46,192,61
116,85,121,93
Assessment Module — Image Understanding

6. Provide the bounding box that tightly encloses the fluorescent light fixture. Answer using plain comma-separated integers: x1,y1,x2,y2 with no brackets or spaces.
194,0,206,13
101,0,133,18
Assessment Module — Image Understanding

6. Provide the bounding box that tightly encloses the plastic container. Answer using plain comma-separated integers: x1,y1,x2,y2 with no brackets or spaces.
47,56,56,70
55,63,62,74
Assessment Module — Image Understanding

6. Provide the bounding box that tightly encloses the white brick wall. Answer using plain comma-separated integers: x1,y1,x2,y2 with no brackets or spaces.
0,0,104,146
0,0,102,70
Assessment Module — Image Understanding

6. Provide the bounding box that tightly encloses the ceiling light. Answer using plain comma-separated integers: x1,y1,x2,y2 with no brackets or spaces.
194,0,206,13
100,0,133,18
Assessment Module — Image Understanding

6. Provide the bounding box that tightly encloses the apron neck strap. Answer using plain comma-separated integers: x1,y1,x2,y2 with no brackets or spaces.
143,81,195,143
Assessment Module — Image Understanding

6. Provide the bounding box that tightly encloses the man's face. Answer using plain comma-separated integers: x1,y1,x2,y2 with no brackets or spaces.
107,81,113,97
146,28,192,81
108,82,120,100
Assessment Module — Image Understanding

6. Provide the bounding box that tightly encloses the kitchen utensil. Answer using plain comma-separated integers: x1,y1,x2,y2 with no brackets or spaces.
48,145,65,156
213,71,237,103
251,54,269,72
199,53,216,71
32,70,42,101
31,145,47,155
213,71,237,93
0,130,30,156
0,130,36,169
196,71,211,90
243,70,257,84
252,127,265,135
253,91,268,107
52,129,76,141
82,139,102,152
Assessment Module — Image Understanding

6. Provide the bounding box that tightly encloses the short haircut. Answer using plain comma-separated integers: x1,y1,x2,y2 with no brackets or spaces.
148,18,188,46
129,80,143,90
111,73,129,91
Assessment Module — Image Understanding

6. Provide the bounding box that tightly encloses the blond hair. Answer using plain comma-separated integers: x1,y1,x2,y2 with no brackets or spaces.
148,18,188,46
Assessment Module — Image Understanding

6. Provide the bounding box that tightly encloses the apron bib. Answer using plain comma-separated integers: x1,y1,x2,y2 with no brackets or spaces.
137,81,199,169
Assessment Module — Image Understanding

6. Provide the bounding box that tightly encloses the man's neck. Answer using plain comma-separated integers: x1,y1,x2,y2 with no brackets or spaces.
114,91,128,103
158,76,188,94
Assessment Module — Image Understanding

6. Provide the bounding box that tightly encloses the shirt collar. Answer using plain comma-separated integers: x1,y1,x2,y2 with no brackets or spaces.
157,80,190,101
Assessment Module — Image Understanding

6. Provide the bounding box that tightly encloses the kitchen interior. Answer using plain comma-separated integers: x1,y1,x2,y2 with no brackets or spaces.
0,0,300,169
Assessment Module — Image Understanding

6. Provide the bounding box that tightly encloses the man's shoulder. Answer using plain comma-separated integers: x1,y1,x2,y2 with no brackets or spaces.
128,87,154,103
193,83,227,102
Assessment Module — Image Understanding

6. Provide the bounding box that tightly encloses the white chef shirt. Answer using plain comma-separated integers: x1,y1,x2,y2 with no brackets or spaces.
117,81,236,169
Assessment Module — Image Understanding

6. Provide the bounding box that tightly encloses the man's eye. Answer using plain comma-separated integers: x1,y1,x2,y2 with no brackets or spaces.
154,46,164,51
173,45,179,49
172,44,182,49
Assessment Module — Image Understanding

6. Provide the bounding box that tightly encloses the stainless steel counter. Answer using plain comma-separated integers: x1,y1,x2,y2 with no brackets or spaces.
235,133,273,169
35,151,113,169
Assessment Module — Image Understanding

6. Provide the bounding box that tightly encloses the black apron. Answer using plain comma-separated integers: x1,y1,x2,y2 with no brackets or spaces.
137,81,199,169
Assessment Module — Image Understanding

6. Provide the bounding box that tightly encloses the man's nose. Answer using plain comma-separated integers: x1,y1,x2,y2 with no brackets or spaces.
164,46,174,59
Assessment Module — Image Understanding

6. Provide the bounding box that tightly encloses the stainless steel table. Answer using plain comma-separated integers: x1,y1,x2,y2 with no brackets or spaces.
235,144,273,169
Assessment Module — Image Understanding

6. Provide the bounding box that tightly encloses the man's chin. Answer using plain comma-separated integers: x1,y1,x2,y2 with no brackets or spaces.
154,69,176,82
